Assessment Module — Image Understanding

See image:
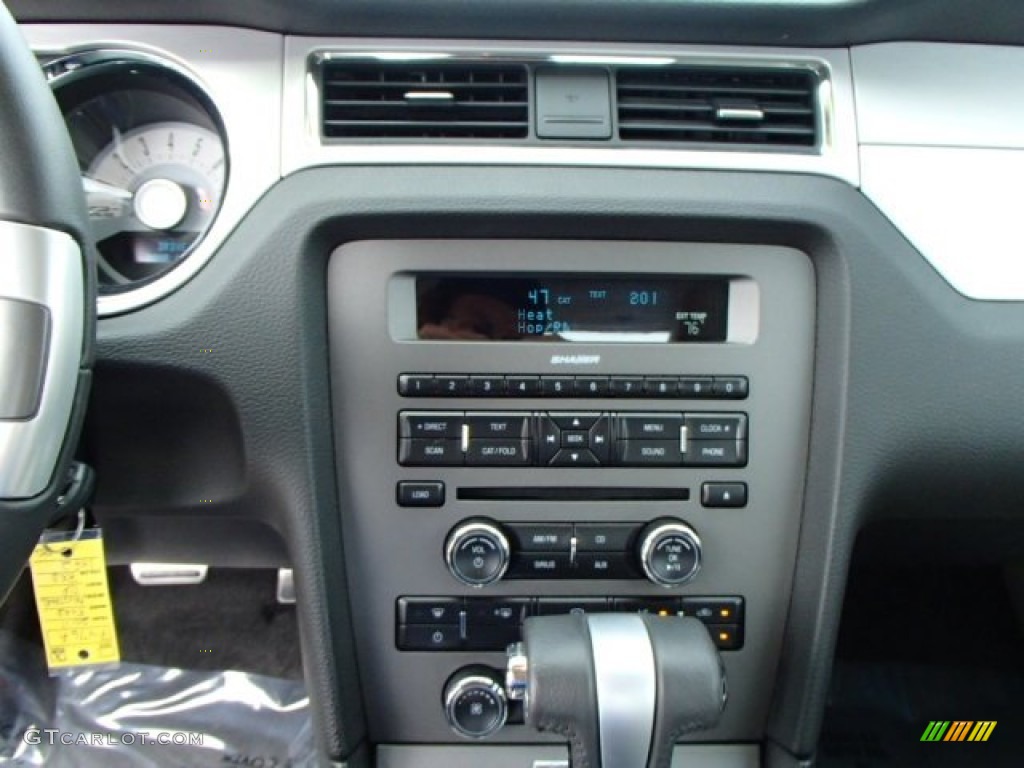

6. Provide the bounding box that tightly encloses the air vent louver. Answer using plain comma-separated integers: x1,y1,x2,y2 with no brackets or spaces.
321,61,529,139
616,67,818,148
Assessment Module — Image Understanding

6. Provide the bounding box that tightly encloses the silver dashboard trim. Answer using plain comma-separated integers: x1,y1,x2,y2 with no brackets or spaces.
0,222,84,500
23,24,283,318
283,39,860,186
587,613,657,768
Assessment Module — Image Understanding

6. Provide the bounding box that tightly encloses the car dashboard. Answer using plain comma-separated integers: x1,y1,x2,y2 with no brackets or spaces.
9,1,1024,766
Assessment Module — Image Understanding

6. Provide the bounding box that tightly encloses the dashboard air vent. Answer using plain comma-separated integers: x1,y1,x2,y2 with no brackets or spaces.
616,67,818,148
321,60,529,140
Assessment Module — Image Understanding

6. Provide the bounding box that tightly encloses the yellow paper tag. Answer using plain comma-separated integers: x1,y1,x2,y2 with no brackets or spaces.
29,529,120,670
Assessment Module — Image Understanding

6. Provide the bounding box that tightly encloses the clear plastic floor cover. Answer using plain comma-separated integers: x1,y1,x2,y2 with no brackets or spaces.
0,632,315,767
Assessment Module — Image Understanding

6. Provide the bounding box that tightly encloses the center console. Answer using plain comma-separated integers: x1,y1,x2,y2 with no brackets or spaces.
327,240,815,745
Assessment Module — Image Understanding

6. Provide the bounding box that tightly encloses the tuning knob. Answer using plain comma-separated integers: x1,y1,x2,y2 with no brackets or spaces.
443,667,508,739
637,518,702,586
444,519,510,587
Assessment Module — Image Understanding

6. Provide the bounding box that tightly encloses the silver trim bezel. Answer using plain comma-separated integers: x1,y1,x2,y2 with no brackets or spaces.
0,222,84,500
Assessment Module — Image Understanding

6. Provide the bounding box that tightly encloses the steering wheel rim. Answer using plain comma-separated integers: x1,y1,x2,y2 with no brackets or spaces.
0,1,95,601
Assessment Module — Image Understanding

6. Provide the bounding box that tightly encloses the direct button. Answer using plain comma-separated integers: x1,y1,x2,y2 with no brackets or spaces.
466,413,531,440
397,481,445,507
400,411,463,439
618,414,683,440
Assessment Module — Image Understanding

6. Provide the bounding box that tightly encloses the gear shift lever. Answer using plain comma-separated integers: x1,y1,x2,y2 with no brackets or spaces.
506,613,726,768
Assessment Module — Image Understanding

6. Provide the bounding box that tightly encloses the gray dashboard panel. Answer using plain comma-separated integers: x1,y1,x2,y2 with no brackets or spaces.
327,240,814,743
84,164,1024,763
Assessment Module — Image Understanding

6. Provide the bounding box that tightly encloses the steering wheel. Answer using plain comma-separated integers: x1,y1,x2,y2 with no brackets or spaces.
0,3,95,602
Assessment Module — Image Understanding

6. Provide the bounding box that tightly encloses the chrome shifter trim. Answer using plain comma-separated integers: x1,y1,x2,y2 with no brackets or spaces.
587,613,657,768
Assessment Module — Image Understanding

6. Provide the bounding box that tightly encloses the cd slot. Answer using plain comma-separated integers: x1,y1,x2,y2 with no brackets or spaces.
457,487,690,502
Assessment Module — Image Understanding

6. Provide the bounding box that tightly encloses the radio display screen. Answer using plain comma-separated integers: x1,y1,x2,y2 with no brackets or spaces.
415,275,730,343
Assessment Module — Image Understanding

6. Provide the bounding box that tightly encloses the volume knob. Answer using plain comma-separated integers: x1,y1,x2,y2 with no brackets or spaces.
444,519,511,587
637,518,702,587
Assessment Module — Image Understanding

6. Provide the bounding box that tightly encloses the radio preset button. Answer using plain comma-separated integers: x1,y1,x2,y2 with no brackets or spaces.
506,376,541,397
540,376,575,397
469,376,506,397
400,411,464,439
575,377,609,397
399,439,463,466
679,377,715,398
712,376,749,399
436,376,471,397
644,377,678,397
609,376,644,397
398,374,437,397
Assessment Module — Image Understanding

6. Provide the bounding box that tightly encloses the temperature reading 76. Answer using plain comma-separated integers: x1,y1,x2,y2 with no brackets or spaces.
629,290,658,306
676,311,709,336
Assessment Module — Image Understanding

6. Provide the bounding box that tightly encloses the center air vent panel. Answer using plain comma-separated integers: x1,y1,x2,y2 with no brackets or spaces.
321,60,529,140
616,67,818,148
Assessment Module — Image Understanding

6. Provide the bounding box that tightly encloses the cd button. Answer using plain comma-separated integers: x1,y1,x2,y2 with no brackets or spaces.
574,523,637,551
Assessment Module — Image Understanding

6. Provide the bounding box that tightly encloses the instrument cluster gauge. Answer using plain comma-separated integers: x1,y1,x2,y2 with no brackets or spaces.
45,51,228,290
